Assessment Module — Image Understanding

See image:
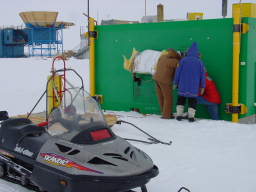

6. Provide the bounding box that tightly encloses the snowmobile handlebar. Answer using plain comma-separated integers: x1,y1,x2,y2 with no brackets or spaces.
117,120,172,146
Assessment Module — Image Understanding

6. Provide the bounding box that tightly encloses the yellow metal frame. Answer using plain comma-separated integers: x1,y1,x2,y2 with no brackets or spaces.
89,17,96,96
228,3,254,122
232,4,242,122
233,3,256,18
47,75,63,114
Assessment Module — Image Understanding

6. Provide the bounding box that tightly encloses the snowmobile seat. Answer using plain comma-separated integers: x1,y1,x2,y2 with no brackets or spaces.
0,118,45,138
1,118,32,127
0,118,49,158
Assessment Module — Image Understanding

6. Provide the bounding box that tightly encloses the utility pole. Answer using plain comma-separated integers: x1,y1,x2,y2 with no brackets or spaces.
87,0,90,46
145,0,147,16
87,0,90,30
222,0,228,18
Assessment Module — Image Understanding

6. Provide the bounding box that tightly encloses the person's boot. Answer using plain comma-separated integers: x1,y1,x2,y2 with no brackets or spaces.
188,108,196,122
176,105,184,121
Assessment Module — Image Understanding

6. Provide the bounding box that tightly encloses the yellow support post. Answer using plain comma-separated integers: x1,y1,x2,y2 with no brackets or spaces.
89,17,96,96
232,4,242,122
47,75,63,114
233,3,256,18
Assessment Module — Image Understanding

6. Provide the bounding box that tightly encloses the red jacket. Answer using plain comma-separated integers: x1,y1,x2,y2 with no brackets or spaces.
201,73,221,104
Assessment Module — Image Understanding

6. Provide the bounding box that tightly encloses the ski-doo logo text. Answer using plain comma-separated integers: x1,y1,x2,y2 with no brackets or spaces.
40,153,103,174
15,145,34,157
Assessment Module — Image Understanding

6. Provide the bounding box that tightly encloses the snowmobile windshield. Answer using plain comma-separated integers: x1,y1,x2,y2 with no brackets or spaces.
47,88,107,137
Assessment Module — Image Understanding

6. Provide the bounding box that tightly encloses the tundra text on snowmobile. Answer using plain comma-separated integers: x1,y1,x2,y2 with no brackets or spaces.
0,57,159,192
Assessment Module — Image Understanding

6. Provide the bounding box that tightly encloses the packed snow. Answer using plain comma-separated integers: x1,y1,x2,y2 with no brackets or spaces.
0,58,256,192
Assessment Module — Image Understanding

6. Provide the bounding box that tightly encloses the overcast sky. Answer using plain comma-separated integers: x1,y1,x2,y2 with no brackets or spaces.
1,0,255,48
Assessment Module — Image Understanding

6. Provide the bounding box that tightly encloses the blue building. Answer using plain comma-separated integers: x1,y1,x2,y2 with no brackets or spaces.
20,11,74,57
0,12,73,58
0,27,27,58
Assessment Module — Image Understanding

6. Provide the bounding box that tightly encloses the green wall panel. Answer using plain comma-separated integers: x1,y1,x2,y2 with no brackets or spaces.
95,18,241,120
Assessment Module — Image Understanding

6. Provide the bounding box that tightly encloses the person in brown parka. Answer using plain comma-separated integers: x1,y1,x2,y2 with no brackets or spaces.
153,49,181,119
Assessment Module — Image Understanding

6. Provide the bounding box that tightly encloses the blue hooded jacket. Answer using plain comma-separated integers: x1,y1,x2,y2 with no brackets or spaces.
174,42,206,97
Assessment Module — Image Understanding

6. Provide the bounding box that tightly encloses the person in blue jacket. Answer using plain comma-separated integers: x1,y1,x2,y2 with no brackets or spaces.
173,42,206,122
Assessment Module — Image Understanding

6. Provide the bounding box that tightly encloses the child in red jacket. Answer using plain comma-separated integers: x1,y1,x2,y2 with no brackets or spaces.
197,72,221,120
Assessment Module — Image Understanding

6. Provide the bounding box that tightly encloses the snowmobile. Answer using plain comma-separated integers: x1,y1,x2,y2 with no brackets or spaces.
0,57,159,192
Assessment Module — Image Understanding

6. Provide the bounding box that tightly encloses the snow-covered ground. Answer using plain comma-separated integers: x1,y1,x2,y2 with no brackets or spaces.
112,112,256,192
0,58,89,116
0,58,256,192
